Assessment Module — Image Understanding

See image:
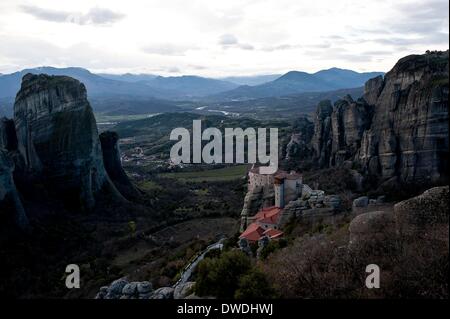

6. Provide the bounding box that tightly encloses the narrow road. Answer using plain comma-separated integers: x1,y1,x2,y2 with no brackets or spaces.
173,237,225,288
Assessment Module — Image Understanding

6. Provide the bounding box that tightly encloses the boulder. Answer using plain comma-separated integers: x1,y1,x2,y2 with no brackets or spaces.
151,287,174,299
348,210,395,249
353,196,369,207
394,186,449,236
174,282,196,299
376,195,386,204
323,195,341,210
107,278,128,295
122,282,138,296
137,281,153,294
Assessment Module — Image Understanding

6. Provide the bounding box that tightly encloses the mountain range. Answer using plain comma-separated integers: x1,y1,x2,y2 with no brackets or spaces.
0,66,384,117
208,68,384,101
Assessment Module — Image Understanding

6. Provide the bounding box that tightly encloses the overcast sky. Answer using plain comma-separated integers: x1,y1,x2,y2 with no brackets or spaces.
0,0,448,77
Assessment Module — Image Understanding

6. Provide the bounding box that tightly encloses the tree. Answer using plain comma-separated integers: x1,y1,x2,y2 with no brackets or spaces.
234,269,276,299
195,250,252,298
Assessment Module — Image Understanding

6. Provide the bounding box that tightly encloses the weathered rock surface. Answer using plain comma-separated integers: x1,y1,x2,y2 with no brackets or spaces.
99,131,139,200
348,210,396,249
0,150,28,229
174,281,195,299
353,196,369,208
311,100,333,168
0,117,18,151
285,117,314,161
240,185,274,231
349,185,449,251
95,278,156,299
311,51,449,186
13,74,121,208
151,287,175,299
357,51,449,184
394,185,449,236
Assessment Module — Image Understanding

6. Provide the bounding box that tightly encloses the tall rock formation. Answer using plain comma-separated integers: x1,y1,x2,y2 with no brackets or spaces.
330,95,373,167
357,51,449,183
13,74,122,209
99,131,140,200
311,50,449,185
284,117,314,161
311,100,333,168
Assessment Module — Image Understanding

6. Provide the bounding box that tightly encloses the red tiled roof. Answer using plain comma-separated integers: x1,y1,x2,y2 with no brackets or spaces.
253,206,282,225
239,223,265,242
263,228,284,239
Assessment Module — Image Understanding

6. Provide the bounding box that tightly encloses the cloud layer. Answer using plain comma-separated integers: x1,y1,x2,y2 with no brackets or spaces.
0,0,447,76
20,5,125,25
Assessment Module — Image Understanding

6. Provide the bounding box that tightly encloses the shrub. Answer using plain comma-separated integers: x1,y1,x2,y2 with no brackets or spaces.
195,250,252,298
234,269,276,299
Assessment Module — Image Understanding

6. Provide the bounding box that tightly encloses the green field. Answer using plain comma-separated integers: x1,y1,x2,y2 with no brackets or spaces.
95,113,161,123
159,165,249,182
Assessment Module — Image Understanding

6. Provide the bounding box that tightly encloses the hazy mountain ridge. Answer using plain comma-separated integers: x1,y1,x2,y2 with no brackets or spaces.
209,68,384,101
0,66,383,117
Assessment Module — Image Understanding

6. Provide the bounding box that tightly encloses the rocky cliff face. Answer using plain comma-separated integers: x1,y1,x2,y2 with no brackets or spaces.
0,117,28,230
312,51,449,185
0,117,18,151
99,131,140,200
0,150,28,229
1,73,135,229
311,100,334,168
13,74,120,209
284,117,314,161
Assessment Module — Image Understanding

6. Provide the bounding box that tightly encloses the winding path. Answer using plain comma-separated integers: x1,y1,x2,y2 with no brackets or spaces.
173,237,225,289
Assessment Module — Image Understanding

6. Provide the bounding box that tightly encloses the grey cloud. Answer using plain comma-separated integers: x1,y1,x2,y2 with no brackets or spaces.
261,44,301,52
167,67,181,73
219,34,239,45
219,34,253,50
188,65,208,70
373,32,449,46
20,5,125,25
0,36,140,70
141,44,195,56
362,50,394,56
394,0,449,21
238,43,254,50
343,0,449,49
304,48,373,63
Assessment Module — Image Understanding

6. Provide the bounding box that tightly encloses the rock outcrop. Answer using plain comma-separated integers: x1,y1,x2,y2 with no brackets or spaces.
357,51,449,183
99,131,140,200
394,185,449,237
0,150,29,229
1,73,137,228
13,74,122,209
0,117,18,151
311,51,449,186
311,100,334,168
94,277,181,299
240,185,274,231
349,185,449,249
348,210,396,250
285,117,314,161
